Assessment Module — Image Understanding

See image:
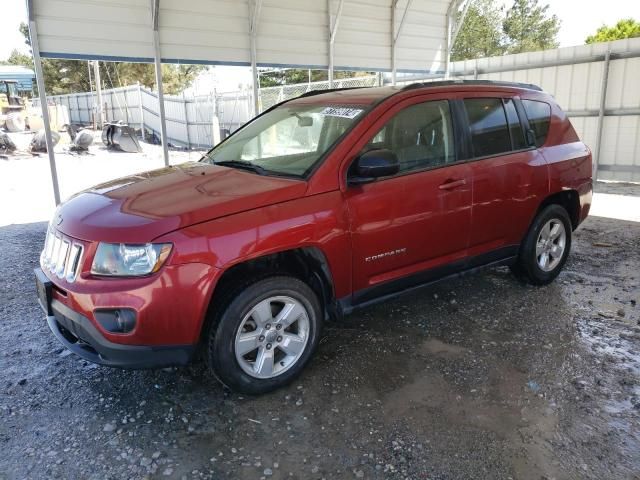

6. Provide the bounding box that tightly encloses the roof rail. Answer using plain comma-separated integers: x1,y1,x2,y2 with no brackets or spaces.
297,87,364,98
401,79,543,92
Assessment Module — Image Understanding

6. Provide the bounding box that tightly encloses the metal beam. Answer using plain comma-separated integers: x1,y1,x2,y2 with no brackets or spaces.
328,0,345,88
566,107,640,118
598,164,640,174
151,0,169,166
391,1,397,84
93,61,104,128
450,0,471,47
395,0,413,43
27,0,61,206
594,47,611,182
445,0,470,78
391,0,413,85
448,48,640,78
249,0,263,116
330,0,345,44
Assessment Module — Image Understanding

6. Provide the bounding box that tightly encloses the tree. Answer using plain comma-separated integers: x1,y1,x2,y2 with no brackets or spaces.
8,22,205,95
585,18,640,44
451,0,506,61
502,0,560,54
259,68,374,88
0,49,33,68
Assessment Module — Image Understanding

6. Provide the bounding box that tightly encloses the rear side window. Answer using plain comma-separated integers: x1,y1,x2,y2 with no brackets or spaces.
522,99,551,147
504,99,528,150
463,98,511,157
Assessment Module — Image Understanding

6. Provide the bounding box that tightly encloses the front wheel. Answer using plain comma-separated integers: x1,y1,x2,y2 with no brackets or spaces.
511,204,572,285
208,276,322,394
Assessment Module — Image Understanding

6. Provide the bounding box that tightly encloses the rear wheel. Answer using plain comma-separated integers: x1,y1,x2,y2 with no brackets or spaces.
511,204,572,285
208,276,322,394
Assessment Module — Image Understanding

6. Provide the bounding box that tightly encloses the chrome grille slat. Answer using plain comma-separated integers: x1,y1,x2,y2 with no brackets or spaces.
40,229,84,283
66,244,83,283
50,236,61,273
56,240,70,278
43,230,54,267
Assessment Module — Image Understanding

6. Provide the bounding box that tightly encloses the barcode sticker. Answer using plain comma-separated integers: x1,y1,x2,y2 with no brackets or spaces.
321,107,363,119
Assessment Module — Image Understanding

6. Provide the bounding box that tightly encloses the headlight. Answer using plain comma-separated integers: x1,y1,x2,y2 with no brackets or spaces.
91,243,172,277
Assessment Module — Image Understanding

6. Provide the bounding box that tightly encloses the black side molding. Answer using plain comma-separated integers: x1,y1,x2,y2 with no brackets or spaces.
338,245,519,315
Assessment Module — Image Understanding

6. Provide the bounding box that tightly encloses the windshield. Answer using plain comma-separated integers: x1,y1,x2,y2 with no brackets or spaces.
201,103,366,177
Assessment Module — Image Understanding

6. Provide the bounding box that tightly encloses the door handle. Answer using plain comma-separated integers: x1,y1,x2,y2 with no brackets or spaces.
438,178,467,190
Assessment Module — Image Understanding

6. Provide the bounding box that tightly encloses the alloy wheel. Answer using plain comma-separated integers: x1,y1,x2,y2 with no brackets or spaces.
234,295,310,379
535,218,566,272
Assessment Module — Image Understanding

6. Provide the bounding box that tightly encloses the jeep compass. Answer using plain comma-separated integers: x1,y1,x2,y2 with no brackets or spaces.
35,81,592,394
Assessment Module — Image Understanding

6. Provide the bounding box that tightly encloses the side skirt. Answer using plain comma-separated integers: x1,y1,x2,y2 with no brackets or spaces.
337,246,518,316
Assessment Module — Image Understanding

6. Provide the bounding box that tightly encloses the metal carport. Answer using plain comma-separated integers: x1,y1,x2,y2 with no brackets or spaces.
26,0,470,205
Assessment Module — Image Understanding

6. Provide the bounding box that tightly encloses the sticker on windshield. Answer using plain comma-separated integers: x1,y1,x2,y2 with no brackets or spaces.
321,107,363,119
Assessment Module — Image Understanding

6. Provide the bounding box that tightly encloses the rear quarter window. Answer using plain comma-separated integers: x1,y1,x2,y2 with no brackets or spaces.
463,98,512,157
522,99,551,147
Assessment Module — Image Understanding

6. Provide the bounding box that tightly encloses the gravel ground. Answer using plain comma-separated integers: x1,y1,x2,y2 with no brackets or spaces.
1,187,639,480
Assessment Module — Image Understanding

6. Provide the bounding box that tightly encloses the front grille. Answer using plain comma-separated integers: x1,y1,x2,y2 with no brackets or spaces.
41,229,84,283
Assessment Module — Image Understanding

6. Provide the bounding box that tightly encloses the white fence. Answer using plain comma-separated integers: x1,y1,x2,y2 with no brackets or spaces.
441,37,640,183
38,37,640,183
39,75,381,150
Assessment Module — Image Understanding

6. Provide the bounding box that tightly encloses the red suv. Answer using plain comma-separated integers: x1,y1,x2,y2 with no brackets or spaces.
35,81,592,394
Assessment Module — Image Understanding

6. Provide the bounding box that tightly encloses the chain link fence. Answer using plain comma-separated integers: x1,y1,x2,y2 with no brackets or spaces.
258,75,381,111
38,74,381,150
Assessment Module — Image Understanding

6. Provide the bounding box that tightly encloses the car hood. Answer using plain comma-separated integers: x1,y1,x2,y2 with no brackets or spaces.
56,162,308,243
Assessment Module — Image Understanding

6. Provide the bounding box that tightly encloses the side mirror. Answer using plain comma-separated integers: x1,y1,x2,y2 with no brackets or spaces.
526,128,537,147
349,149,400,185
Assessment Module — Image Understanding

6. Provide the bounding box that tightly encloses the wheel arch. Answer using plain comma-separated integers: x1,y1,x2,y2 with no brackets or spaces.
200,246,338,343
536,189,580,230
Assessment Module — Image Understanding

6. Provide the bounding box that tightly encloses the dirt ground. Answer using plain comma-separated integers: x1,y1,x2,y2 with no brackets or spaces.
1,184,639,480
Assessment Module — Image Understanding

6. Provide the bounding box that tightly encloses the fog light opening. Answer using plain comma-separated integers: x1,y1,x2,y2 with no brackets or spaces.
94,309,137,334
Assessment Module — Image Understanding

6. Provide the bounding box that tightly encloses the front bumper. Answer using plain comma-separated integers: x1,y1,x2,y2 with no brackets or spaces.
35,267,195,369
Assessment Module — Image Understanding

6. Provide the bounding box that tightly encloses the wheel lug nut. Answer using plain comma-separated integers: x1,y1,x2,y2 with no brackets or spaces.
259,335,265,342
277,336,282,342
265,323,271,330
266,343,272,350
276,324,282,330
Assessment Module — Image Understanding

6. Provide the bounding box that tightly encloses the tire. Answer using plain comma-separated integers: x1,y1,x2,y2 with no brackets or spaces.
5,112,25,132
511,204,572,285
208,276,322,394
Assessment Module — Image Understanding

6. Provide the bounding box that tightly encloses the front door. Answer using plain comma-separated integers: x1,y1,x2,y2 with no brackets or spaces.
343,97,472,302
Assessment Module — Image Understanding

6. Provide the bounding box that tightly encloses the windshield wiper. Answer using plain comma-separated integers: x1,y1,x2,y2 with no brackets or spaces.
214,160,270,176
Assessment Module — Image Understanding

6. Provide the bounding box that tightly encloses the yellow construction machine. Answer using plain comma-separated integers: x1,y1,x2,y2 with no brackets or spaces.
0,80,27,131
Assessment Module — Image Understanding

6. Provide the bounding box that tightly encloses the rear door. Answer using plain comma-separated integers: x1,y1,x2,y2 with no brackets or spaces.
461,95,548,255
343,95,472,300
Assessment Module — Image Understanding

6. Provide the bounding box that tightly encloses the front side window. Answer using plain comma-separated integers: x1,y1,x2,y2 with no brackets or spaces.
463,98,512,157
522,99,551,147
202,104,365,177
362,100,455,173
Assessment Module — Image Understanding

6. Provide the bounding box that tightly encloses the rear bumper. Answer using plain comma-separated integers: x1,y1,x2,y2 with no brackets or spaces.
577,179,593,226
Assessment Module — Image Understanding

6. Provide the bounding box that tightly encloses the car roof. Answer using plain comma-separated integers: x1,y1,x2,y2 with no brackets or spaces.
288,80,544,106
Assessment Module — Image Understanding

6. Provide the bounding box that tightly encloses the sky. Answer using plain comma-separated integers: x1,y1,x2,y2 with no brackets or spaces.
2,0,639,63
